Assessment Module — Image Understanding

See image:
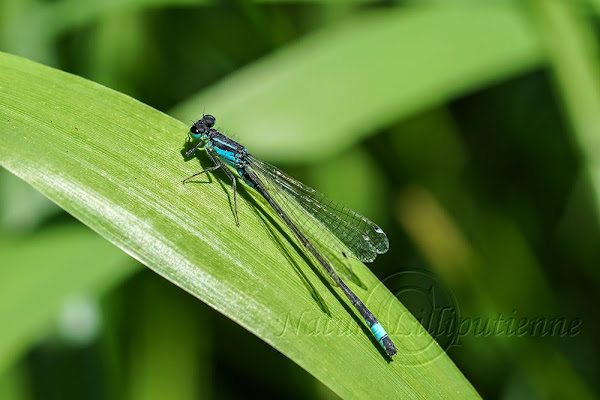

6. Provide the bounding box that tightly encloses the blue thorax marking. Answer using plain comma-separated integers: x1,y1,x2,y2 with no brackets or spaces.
207,131,248,170
212,144,237,167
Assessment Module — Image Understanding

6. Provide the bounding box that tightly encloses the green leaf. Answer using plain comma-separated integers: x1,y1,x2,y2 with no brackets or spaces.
0,51,479,398
171,4,543,163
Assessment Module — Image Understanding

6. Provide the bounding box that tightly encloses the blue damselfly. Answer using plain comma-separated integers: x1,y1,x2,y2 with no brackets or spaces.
183,115,397,357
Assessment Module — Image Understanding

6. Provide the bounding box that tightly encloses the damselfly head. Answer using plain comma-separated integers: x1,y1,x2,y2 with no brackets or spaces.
189,115,216,140
203,114,216,128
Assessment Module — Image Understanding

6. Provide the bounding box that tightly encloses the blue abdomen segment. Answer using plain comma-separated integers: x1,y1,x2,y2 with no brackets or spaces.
368,322,389,350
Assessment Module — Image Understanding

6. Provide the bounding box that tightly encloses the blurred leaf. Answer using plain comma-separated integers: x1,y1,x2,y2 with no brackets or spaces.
0,364,30,400
172,4,543,162
42,0,209,36
0,52,479,398
0,224,137,373
530,0,600,277
127,277,209,400
0,170,61,233
0,0,208,64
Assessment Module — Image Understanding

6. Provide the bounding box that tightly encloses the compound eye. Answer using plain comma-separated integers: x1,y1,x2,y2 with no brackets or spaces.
204,115,216,128
190,125,200,134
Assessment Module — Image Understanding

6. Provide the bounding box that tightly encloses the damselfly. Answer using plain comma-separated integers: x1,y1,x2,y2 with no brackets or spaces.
183,115,397,357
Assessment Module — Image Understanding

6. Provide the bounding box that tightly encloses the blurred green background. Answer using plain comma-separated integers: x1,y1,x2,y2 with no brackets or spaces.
1,0,600,399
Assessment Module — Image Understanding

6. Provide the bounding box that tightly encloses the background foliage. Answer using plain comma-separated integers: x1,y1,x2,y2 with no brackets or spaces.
1,1,599,399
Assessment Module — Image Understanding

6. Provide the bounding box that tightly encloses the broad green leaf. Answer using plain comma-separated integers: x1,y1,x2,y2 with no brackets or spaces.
0,52,479,399
172,4,543,162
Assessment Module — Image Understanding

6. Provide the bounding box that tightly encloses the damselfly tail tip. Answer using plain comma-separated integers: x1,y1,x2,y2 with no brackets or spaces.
382,336,397,358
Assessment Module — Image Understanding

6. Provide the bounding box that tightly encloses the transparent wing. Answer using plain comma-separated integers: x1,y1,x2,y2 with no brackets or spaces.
245,161,352,286
247,155,389,263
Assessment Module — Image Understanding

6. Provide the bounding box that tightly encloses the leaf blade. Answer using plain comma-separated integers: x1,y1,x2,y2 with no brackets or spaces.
0,51,479,399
